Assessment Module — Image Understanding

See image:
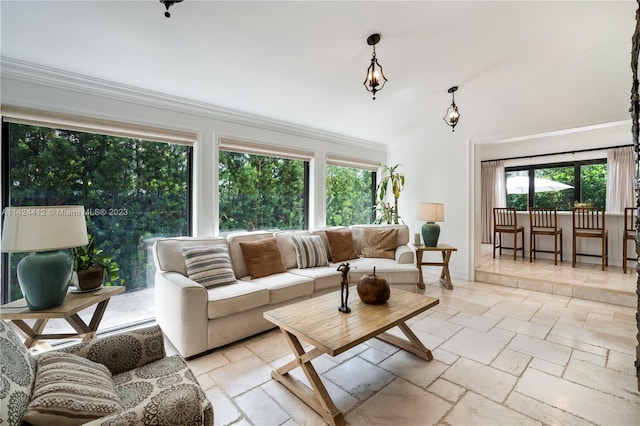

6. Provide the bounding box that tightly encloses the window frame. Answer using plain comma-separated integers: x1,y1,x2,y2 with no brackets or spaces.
505,158,606,210
0,118,194,305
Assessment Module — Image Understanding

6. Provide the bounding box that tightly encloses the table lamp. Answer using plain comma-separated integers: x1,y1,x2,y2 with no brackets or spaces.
417,203,445,247
1,206,89,310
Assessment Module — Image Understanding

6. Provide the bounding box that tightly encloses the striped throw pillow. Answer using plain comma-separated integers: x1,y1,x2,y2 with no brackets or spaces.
182,245,236,288
23,351,122,425
292,235,329,269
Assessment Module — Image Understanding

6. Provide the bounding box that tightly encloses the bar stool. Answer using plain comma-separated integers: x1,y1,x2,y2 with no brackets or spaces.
623,207,636,273
493,207,524,260
529,208,562,265
572,207,607,271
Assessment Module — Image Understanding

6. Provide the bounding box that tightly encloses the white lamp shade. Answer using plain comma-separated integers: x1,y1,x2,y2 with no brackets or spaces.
1,206,89,252
416,203,445,222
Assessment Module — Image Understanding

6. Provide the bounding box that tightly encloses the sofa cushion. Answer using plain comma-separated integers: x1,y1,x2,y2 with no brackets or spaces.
23,351,122,425
227,231,275,278
109,355,211,426
350,224,410,254
291,235,329,269
240,273,313,304
275,230,310,269
325,228,359,262
239,237,288,279
154,237,229,276
362,227,398,259
289,266,341,292
206,281,269,319
347,258,419,285
0,320,36,426
182,245,236,288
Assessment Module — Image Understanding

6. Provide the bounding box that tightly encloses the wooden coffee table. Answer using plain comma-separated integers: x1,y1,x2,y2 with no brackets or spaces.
264,288,439,426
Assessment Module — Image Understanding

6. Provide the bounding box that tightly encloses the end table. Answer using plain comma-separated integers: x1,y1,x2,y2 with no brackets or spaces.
415,244,457,290
0,286,124,350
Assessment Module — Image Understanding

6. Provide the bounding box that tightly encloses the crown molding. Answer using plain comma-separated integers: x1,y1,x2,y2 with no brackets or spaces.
0,57,385,152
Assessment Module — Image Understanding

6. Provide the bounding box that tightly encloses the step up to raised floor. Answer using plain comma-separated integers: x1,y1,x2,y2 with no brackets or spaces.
475,262,637,308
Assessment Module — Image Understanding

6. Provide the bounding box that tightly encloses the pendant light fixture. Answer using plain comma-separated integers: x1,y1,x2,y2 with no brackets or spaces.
363,34,388,100
443,86,461,131
159,0,182,18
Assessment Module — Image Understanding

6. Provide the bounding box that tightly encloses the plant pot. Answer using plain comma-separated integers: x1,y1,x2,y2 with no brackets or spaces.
76,267,104,290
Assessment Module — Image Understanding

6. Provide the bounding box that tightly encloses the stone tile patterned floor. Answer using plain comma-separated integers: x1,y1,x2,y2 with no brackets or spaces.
177,278,640,426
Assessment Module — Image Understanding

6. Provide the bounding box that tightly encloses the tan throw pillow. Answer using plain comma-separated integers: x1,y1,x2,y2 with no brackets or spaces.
239,237,287,278
23,351,123,426
362,227,398,259
325,228,359,262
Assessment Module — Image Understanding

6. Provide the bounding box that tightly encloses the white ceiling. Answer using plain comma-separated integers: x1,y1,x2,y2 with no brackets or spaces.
0,1,636,146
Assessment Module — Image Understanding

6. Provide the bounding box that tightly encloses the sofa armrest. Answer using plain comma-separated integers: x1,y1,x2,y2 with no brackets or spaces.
61,325,166,375
84,382,214,426
395,244,415,264
155,271,210,358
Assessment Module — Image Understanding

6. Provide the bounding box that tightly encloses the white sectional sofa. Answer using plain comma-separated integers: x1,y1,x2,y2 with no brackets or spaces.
153,224,418,358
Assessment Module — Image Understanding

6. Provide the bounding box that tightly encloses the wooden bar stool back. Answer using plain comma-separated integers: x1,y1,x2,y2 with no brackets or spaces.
572,207,608,271
623,207,637,273
493,207,525,260
529,208,563,265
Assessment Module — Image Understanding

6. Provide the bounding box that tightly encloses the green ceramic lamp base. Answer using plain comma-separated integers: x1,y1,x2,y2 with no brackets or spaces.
17,250,73,310
421,222,441,247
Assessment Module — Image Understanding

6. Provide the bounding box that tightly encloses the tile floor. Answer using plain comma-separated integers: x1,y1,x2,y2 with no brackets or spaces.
174,276,640,426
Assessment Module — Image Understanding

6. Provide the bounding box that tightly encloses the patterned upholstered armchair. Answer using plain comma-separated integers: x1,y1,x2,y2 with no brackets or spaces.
0,320,213,425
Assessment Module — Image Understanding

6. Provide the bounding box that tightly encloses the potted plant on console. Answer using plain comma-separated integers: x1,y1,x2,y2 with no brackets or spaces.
71,234,122,291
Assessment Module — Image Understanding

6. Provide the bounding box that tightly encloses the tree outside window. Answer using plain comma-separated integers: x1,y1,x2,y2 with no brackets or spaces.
326,165,375,226
3,123,191,306
218,151,307,233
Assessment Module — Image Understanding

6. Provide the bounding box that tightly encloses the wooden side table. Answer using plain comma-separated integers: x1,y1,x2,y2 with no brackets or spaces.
415,244,457,290
0,286,124,349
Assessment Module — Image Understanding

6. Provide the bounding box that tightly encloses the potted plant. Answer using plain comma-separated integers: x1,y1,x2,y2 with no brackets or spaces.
374,163,405,224
71,234,122,290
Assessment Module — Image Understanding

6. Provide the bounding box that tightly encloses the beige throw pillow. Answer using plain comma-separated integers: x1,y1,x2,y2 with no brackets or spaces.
362,227,398,259
239,237,288,278
325,228,359,262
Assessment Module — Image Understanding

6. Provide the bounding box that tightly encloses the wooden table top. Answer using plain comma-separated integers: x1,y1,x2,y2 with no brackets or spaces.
264,288,439,357
0,286,125,320
416,244,457,252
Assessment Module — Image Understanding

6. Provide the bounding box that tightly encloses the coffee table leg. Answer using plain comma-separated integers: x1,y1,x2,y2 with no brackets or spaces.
273,329,344,426
376,322,433,361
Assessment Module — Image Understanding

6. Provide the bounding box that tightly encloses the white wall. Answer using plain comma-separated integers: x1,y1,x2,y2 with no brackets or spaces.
387,125,473,281
0,61,386,236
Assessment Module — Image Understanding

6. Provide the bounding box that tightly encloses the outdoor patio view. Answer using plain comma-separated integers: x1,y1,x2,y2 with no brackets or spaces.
506,161,607,210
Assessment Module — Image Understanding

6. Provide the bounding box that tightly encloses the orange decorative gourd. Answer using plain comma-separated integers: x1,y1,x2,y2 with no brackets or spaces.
356,267,390,304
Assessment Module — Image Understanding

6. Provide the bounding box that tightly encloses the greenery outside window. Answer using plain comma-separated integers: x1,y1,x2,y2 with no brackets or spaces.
505,160,606,210
325,164,376,226
1,122,192,312
218,150,308,233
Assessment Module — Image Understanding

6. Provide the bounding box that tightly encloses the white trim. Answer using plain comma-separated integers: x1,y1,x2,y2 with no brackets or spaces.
1,105,196,145
1,57,385,152
219,138,313,161
326,155,379,171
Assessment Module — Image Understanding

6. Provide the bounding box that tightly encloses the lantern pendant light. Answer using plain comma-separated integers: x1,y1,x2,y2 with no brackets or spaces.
443,86,461,131
363,34,388,100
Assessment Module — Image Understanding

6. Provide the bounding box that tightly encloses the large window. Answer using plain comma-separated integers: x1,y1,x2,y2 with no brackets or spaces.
1,123,192,315
218,150,308,233
325,164,375,226
506,160,606,210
